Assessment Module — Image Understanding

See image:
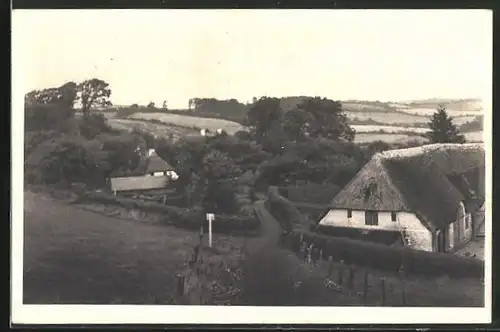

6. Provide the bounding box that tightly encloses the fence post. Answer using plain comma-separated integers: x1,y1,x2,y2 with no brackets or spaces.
363,270,369,302
348,266,355,290
328,256,333,277
380,276,386,306
337,260,344,285
176,274,185,297
399,266,406,306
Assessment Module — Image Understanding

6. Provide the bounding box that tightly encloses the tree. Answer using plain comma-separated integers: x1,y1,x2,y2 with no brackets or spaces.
200,150,241,214
282,108,310,142
25,81,78,109
162,100,168,110
24,82,78,130
245,97,283,140
427,106,465,143
77,78,112,116
295,97,355,141
147,101,156,109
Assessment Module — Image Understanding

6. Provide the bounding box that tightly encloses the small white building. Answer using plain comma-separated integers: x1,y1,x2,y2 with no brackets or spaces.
319,143,485,253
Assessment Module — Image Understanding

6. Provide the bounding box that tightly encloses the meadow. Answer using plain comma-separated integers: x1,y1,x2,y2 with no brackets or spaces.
128,112,246,135
347,110,476,126
351,125,429,134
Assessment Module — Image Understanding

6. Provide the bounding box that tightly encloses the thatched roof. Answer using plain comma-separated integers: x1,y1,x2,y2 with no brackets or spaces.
330,143,485,231
146,150,173,173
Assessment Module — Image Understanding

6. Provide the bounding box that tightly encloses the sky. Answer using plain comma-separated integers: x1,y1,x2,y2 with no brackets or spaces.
13,9,492,109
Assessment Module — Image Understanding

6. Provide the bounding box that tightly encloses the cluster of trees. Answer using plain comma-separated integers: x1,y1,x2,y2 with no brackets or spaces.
24,79,151,187
24,77,472,212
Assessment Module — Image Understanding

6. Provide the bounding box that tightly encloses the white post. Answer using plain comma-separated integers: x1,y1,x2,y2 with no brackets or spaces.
206,213,214,248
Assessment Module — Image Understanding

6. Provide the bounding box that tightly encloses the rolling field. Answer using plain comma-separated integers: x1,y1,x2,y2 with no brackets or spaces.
464,131,484,142
23,191,246,304
354,134,428,144
394,108,481,117
347,110,476,126
352,125,429,134
128,112,246,135
107,118,199,140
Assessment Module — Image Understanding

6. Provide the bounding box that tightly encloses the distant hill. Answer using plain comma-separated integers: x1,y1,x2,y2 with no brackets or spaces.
399,98,483,112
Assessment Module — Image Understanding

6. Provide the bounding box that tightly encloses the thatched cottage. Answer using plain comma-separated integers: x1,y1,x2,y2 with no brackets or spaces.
319,143,485,253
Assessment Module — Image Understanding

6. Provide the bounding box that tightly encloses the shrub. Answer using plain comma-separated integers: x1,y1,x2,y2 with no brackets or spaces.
25,103,74,131
293,229,483,278
312,224,402,246
79,113,112,139
116,106,139,118
26,137,104,186
79,191,260,235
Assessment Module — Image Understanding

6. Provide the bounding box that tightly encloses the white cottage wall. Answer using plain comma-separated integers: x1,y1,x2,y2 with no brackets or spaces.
319,209,433,251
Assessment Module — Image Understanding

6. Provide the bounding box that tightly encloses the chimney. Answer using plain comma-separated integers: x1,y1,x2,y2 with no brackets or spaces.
148,148,155,157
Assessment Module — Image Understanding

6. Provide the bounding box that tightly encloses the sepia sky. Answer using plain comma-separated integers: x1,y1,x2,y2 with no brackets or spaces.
13,9,492,109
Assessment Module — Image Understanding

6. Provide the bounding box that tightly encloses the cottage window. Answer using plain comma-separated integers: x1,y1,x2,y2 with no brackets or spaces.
391,212,397,222
347,209,352,218
365,211,378,226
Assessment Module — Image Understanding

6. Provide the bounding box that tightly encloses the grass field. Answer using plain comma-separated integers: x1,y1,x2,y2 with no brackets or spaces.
352,125,429,134
395,107,481,117
107,118,198,140
347,110,476,126
354,134,428,144
23,191,245,304
464,131,484,142
128,112,246,135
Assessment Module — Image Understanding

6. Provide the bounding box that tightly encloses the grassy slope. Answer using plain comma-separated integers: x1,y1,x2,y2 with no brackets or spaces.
23,191,245,304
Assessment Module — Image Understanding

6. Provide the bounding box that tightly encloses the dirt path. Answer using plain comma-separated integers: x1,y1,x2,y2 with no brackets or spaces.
248,200,282,254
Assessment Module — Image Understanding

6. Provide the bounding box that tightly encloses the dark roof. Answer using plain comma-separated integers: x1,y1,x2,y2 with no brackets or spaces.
330,143,485,231
146,150,173,173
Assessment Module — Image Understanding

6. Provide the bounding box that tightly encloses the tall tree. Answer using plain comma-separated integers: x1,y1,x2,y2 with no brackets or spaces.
77,79,112,116
245,97,283,139
25,81,78,109
295,97,355,141
427,106,465,143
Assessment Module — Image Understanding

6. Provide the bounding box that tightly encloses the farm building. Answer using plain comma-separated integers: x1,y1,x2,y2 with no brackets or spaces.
109,148,177,194
145,148,175,177
318,143,485,253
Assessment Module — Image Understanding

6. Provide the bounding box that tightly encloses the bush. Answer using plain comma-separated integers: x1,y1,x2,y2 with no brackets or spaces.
25,103,74,131
289,229,483,278
26,136,104,186
173,210,260,235
79,113,113,139
115,106,139,118
312,224,402,246
79,191,260,235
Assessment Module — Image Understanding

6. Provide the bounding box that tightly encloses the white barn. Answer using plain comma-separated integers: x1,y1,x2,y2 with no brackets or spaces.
319,143,485,253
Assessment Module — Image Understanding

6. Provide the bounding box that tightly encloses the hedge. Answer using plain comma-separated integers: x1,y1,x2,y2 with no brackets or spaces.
311,224,403,246
265,190,484,278
78,191,260,235
295,230,483,278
